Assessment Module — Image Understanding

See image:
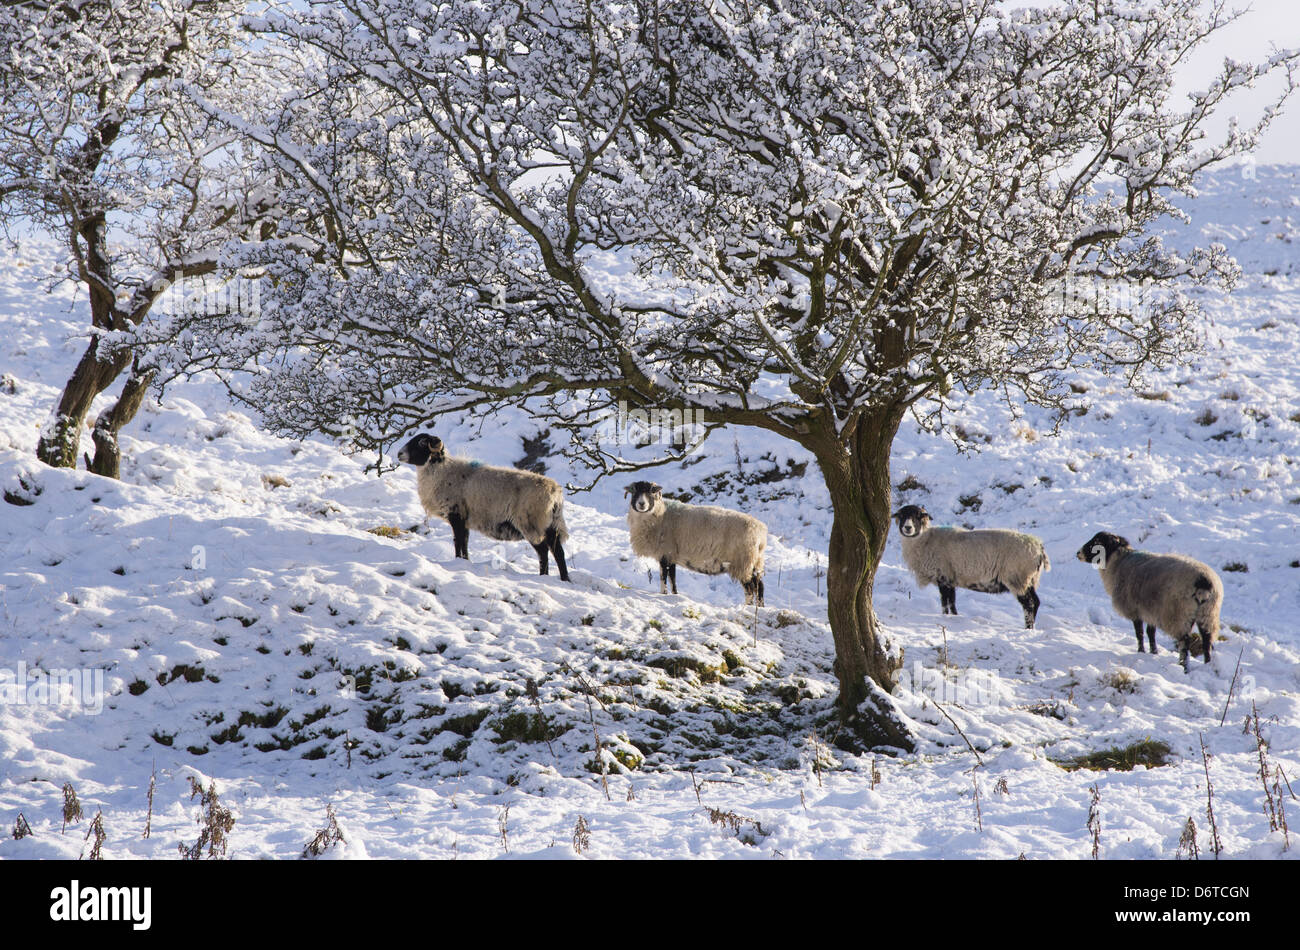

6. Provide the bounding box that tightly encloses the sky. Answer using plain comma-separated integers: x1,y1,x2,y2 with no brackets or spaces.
1177,1,1300,164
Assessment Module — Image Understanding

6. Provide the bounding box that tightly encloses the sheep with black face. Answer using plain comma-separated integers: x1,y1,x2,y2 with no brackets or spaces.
1076,531,1222,671
397,433,570,580
625,481,767,605
892,504,1050,628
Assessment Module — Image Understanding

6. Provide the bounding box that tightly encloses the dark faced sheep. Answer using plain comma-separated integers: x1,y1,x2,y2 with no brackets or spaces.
892,504,1050,628
625,481,767,605
397,433,570,581
1076,531,1222,671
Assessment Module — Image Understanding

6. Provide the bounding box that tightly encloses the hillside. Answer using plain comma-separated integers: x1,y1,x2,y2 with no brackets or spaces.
1,167,1298,859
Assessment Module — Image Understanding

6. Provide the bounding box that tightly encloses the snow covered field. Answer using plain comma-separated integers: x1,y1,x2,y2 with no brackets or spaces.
1,167,1298,861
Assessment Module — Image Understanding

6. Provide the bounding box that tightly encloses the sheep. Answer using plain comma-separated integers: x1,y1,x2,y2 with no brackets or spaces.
1076,531,1222,671
396,433,570,581
624,481,767,605
892,504,1050,628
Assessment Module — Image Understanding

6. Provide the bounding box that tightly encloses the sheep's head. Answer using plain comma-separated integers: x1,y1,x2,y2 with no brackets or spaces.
1076,531,1131,568
892,504,931,538
624,480,663,514
397,433,446,467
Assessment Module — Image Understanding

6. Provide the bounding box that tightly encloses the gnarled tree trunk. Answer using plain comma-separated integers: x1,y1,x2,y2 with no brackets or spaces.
35,211,154,477
811,406,913,752
87,364,154,478
35,335,132,470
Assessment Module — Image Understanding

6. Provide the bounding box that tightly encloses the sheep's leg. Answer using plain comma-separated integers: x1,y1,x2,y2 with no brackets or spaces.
754,573,764,608
1146,624,1158,655
448,512,469,560
1178,638,1190,673
669,562,678,594
547,527,570,582
533,540,550,575
659,557,671,594
1197,621,1212,663
938,583,956,615
1133,618,1145,653
1017,587,1040,629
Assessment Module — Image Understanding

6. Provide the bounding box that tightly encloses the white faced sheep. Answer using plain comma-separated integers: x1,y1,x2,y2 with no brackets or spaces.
397,433,570,581
625,481,767,606
1076,531,1222,672
892,504,1050,628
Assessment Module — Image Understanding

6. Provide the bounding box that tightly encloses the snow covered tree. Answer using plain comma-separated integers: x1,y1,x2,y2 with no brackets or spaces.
0,0,270,477
141,0,1293,748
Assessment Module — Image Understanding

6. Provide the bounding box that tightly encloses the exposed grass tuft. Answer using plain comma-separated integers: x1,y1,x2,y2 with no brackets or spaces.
1053,738,1173,772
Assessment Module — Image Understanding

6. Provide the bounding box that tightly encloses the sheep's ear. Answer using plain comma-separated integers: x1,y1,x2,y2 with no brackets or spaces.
649,483,663,494
624,483,637,497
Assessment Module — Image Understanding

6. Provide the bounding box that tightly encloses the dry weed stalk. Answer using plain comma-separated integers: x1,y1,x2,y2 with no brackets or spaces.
706,807,767,845
1218,648,1244,726
143,766,156,839
572,815,591,855
1176,817,1200,860
1278,764,1297,801
303,804,346,858
1249,702,1281,833
13,813,33,840
179,777,235,860
61,782,82,834
1273,767,1291,851
809,732,826,788
932,699,984,765
1087,784,1101,859
498,803,511,854
80,810,106,860
525,677,559,766
567,665,611,801
1200,733,1223,859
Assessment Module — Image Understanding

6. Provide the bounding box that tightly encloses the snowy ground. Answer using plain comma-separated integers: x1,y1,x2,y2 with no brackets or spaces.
1,167,1298,861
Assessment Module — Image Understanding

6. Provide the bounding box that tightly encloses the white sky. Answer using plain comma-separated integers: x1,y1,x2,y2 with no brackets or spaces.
1176,1,1300,164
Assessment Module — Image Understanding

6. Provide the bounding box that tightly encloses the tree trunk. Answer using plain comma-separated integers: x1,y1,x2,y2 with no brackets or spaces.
88,364,154,479
814,408,914,752
35,335,132,469
35,210,136,471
